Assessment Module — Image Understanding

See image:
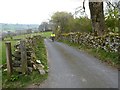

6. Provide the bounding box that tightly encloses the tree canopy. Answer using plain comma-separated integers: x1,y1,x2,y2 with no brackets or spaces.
50,11,92,34
49,1,119,36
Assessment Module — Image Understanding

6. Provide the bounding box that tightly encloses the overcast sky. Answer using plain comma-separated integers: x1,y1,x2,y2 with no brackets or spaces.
0,0,90,24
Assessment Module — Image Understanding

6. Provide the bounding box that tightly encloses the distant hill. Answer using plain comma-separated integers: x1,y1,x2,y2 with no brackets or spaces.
0,23,39,32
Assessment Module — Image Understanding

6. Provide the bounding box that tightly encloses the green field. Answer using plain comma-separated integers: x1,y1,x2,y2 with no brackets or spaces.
1,41,16,64
39,32,52,38
0,31,52,65
0,42,2,65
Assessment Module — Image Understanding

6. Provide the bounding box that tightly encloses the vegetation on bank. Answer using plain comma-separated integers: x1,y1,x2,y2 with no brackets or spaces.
2,71,48,88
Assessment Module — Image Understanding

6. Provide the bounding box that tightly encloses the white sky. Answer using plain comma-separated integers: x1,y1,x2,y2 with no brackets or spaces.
0,0,90,24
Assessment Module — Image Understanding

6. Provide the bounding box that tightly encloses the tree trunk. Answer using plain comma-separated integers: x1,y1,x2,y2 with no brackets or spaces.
89,1,105,36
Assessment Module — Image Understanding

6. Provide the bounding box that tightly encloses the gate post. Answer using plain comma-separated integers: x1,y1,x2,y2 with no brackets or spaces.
5,41,13,76
20,40,27,74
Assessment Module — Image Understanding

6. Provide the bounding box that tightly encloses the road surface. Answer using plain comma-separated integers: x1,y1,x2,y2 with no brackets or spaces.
29,39,118,88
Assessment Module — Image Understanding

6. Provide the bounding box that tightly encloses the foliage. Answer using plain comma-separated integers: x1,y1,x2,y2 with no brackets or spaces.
105,5,119,33
73,17,92,32
50,11,92,34
38,22,49,31
51,11,73,33
2,70,48,88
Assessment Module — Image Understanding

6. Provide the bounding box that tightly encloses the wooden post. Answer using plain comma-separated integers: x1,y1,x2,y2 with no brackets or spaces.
5,41,13,76
20,40,27,74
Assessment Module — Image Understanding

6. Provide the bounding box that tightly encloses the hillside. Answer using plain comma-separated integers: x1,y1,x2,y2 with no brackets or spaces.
0,23,39,32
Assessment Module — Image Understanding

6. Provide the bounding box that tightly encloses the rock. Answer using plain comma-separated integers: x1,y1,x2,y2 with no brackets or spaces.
33,64,46,75
14,49,19,53
3,68,7,72
40,64,44,68
27,61,33,67
27,56,31,60
14,57,21,61
14,49,21,53
26,47,33,51
30,60,34,64
38,69,45,75
31,53,37,60
36,60,41,64
13,67,22,73
14,53,21,59
13,61,21,67
14,44,20,49
33,64,37,70
37,65,45,75
17,41,20,44
27,51,32,56
28,67,33,73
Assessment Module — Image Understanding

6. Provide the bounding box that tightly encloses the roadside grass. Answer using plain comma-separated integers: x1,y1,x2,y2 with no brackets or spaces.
2,71,48,88
60,40,119,68
35,38,48,70
2,32,51,88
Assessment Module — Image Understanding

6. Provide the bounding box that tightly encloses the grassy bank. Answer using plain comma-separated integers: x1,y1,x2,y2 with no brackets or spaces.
35,38,48,71
60,40,119,68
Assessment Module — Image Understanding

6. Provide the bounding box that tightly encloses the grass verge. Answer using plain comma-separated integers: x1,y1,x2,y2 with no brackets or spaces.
2,71,48,88
34,38,48,71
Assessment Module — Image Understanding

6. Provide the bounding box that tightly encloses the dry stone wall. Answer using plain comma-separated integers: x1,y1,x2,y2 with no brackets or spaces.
60,32,120,53
3,35,48,76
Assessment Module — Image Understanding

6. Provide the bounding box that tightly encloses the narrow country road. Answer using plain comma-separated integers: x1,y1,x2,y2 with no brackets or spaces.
30,39,118,88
